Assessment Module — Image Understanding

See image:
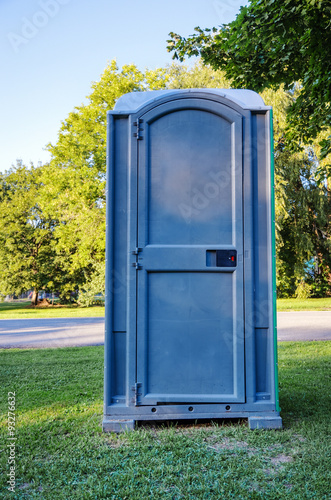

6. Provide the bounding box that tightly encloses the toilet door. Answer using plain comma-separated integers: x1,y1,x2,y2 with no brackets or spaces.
135,98,245,405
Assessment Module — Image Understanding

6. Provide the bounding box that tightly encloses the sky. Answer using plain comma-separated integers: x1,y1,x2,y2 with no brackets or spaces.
0,0,244,173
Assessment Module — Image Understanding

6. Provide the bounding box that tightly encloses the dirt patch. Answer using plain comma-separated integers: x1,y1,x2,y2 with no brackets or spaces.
19,483,32,490
18,483,43,491
37,298,51,307
207,438,256,455
263,454,294,477
293,434,306,443
107,440,128,449
270,454,293,465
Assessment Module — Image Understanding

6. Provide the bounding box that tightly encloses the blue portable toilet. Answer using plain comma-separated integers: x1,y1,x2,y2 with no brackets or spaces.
103,89,282,432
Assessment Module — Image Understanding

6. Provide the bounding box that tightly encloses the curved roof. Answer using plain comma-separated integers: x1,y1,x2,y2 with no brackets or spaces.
113,88,267,112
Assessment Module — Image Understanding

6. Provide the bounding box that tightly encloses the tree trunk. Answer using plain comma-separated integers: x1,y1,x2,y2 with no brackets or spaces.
31,288,38,306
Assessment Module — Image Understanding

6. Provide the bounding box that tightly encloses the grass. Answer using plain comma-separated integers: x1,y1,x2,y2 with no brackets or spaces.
0,300,105,319
1,298,330,320
277,297,331,311
0,342,330,499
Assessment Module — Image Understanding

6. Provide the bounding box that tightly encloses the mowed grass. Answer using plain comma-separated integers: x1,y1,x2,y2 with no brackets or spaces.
277,297,331,311
0,301,105,319
0,342,330,499
1,298,331,320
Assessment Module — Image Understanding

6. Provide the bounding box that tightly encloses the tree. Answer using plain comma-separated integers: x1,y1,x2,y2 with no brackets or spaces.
167,62,331,296
44,61,169,295
0,162,91,304
46,59,331,298
0,163,57,305
167,0,331,160
4,61,327,301
275,146,331,297
166,59,230,89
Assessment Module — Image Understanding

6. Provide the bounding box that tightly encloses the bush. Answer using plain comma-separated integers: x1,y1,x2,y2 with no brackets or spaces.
78,262,105,307
294,280,311,299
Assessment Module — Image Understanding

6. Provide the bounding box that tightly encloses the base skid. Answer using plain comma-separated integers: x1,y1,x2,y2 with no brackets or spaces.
102,419,136,433
248,415,283,430
103,408,282,432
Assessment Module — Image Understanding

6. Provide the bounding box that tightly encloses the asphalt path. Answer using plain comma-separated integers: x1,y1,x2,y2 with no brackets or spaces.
0,317,105,348
276,311,331,342
0,312,330,348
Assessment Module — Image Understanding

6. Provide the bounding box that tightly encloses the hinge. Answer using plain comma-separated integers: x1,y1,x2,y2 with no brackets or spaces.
131,247,142,256
133,118,143,140
134,382,142,405
131,262,142,270
131,247,142,269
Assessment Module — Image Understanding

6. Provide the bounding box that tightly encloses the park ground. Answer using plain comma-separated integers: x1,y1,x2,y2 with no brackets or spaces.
1,299,330,497
0,300,105,319
0,341,330,498
1,297,331,319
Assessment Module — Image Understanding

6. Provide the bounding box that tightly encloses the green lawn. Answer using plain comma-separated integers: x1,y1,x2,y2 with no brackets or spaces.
1,298,330,320
277,297,331,311
0,342,330,499
0,300,105,319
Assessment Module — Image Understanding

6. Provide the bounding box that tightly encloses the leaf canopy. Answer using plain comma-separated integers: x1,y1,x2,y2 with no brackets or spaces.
167,0,331,158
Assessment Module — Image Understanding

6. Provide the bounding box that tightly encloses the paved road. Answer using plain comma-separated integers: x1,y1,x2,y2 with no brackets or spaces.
0,318,105,348
277,311,331,341
0,312,330,348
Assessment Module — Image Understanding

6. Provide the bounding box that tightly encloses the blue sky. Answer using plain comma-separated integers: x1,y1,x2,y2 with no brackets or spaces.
0,0,244,173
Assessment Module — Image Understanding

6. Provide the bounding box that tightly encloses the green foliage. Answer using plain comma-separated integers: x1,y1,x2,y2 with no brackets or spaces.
275,145,331,297
0,162,92,303
43,61,168,298
47,61,168,180
2,59,330,299
78,261,105,307
306,261,331,298
167,0,331,160
295,280,312,299
166,60,230,89
0,163,56,300
165,62,331,297
0,62,168,302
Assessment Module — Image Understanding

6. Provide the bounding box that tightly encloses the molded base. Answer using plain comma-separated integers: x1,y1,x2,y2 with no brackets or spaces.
103,413,283,432
248,416,282,430
102,419,135,433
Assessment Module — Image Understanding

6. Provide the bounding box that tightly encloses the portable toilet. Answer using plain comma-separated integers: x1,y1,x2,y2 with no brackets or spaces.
103,89,282,432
